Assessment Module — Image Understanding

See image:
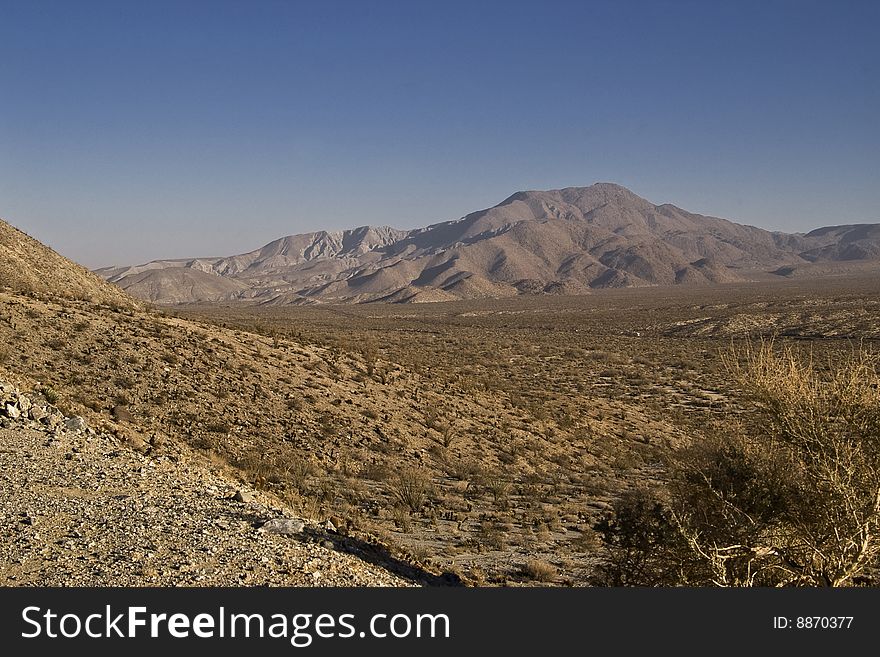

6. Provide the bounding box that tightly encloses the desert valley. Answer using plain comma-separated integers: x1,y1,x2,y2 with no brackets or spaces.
1,183,879,587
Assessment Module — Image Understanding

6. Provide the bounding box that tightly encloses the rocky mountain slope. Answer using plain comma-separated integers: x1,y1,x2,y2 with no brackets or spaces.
0,221,473,586
98,183,880,304
1,218,137,308
799,224,880,262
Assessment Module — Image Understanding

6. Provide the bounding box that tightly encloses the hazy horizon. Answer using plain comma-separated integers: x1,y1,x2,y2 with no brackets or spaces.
2,0,878,268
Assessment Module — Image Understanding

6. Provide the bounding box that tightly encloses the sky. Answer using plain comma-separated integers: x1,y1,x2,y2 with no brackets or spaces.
1,0,878,268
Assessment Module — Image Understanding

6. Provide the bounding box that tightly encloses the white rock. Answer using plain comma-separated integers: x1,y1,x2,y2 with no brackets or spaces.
64,416,87,431
258,518,305,536
233,490,256,504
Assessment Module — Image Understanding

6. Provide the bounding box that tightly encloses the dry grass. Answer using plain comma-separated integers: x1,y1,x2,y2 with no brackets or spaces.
523,559,557,582
598,340,880,586
3,272,880,585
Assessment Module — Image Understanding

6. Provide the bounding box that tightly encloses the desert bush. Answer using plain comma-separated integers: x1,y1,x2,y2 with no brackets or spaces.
436,422,458,449
596,341,880,586
45,337,66,351
482,475,512,505
593,487,695,586
205,421,231,434
387,468,434,513
445,457,483,482
476,519,508,551
523,559,557,582
41,385,59,404
278,454,316,490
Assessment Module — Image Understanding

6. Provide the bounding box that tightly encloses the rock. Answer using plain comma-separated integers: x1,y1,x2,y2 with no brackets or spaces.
233,490,256,504
258,518,305,536
125,432,150,454
328,515,348,535
5,403,21,419
324,519,337,533
64,416,87,431
40,408,63,429
28,405,47,422
18,396,32,413
111,405,134,423
149,433,166,450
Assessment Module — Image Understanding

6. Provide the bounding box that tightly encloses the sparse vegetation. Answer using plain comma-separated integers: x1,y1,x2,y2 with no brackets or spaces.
2,269,879,585
597,341,880,586
388,468,434,513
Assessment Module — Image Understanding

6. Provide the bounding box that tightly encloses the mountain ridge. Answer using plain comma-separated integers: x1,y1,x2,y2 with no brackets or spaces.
95,183,880,304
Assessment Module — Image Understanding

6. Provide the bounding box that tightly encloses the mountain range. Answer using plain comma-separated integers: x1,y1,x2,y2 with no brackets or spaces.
97,183,880,304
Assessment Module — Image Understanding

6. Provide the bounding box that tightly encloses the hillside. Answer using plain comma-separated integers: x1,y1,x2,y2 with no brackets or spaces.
0,381,410,586
0,217,688,585
0,218,137,308
800,224,880,262
0,218,483,585
111,267,249,303
97,183,880,304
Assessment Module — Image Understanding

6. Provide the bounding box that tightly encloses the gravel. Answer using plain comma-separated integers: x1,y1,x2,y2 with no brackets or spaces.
0,382,412,587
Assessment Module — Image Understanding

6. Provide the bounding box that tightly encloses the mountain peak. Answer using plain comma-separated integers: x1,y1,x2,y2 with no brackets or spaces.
500,182,645,207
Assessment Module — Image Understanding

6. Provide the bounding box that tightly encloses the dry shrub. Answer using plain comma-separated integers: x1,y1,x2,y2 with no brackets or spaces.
523,559,557,582
598,340,880,587
387,468,434,513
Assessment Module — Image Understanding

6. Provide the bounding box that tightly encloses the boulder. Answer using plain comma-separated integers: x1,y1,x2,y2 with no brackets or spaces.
124,432,150,454
233,490,256,504
28,405,47,422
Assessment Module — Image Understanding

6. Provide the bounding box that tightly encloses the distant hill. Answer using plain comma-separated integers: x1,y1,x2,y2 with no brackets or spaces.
0,218,137,308
97,183,880,304
799,224,880,262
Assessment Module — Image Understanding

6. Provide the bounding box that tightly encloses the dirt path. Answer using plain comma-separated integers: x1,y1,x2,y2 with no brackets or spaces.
0,383,412,587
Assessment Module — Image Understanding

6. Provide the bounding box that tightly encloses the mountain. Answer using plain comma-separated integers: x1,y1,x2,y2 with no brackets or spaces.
799,224,880,262
0,218,137,308
97,183,880,304
108,268,249,304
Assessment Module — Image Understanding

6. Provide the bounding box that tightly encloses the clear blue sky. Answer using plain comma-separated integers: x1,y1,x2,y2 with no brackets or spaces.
1,0,878,267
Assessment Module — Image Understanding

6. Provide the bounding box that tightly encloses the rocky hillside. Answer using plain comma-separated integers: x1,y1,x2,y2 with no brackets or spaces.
0,218,137,308
0,221,681,585
799,224,880,262
107,267,249,304
0,223,459,586
98,183,880,304
0,381,411,586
